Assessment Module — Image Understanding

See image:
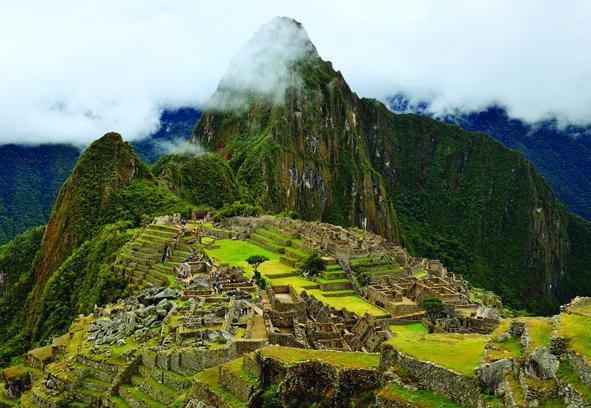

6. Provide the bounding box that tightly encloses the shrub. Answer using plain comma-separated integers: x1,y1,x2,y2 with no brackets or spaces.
300,252,326,277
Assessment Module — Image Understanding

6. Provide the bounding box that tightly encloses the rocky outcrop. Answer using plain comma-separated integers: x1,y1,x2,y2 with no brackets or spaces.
475,358,513,395
190,18,400,242
525,347,559,380
257,351,380,407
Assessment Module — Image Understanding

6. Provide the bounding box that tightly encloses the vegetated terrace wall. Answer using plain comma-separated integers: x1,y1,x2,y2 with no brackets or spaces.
379,344,480,407
255,349,381,406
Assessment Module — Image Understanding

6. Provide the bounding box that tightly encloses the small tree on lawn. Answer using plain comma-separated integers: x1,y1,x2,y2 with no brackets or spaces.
301,252,326,277
246,255,269,275
418,297,445,325
247,255,269,288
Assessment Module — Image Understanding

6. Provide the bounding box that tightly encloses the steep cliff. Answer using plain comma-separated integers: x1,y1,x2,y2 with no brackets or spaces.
26,133,152,331
190,17,400,241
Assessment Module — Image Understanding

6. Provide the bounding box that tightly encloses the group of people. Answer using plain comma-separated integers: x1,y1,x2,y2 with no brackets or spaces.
211,271,225,294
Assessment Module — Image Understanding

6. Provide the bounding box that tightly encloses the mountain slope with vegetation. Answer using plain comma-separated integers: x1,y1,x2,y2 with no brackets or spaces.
389,97,591,222
190,19,399,240
0,108,201,246
188,17,591,314
0,144,79,245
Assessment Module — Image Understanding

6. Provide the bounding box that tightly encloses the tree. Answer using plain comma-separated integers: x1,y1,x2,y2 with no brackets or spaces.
418,297,445,324
301,252,326,277
247,255,269,289
246,255,269,274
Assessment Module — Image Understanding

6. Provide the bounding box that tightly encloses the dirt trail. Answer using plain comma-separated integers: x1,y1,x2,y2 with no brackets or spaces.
251,313,267,339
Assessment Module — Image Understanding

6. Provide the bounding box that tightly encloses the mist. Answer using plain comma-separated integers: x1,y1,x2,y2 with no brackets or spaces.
0,0,589,145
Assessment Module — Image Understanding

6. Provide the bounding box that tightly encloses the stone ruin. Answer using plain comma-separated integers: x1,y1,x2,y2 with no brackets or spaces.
263,285,390,352
227,215,404,261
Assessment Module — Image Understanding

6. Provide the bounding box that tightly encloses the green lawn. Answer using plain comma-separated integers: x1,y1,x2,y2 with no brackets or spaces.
314,276,350,284
259,346,380,369
387,332,487,376
268,275,316,288
306,289,388,316
206,239,387,317
389,323,429,334
257,227,292,241
557,312,591,360
485,336,522,361
377,383,462,407
524,317,553,350
258,259,296,277
206,239,280,265
206,239,281,277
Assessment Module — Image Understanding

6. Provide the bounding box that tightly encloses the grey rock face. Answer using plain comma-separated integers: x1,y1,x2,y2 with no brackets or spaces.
525,347,559,380
475,359,513,395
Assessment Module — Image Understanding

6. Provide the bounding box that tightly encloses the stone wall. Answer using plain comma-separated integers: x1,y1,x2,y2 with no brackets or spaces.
379,344,480,407
192,377,234,408
568,352,591,387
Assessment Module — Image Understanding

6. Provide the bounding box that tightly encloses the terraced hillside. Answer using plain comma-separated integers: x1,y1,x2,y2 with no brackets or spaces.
114,223,190,293
204,223,388,317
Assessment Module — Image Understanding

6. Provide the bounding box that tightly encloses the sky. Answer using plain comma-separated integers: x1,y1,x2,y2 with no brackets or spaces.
0,0,590,145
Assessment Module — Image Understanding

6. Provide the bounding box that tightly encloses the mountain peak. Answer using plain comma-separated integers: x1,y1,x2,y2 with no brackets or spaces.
209,17,320,109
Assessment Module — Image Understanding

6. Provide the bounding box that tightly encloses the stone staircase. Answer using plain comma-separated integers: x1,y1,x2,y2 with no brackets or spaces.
28,353,135,407
114,224,188,293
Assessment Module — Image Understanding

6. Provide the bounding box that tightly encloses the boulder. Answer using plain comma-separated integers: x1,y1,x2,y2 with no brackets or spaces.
154,288,179,300
525,347,559,380
475,359,513,395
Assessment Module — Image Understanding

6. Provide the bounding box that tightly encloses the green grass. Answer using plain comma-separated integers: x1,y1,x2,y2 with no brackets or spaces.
386,332,487,376
202,222,233,233
257,227,292,241
259,346,380,369
258,259,296,277
314,276,350,284
524,317,553,350
413,269,427,278
557,359,591,401
306,289,388,316
377,383,462,407
206,238,281,277
389,323,429,334
557,311,591,360
206,239,279,265
225,358,259,387
486,336,522,361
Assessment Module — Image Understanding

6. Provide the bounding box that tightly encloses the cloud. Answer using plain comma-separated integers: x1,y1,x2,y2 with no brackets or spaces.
0,0,590,145
209,17,316,110
154,137,204,157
